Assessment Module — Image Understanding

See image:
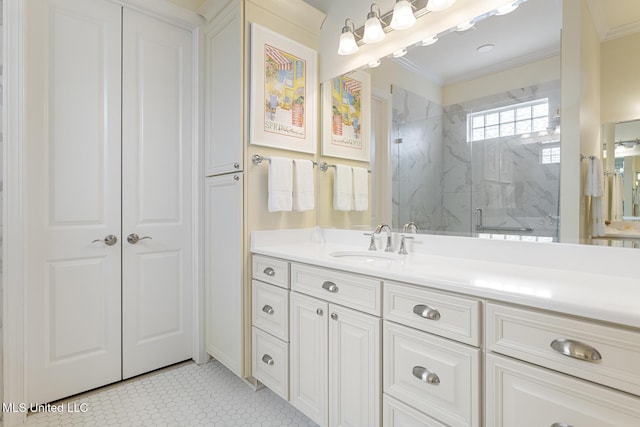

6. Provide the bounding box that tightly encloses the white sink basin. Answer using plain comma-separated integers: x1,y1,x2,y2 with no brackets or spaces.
329,250,402,262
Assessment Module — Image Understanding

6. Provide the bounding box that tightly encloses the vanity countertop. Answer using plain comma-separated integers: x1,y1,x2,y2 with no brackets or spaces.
251,229,640,329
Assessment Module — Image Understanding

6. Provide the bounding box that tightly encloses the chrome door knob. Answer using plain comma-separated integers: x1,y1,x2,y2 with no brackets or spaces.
127,233,152,244
92,235,118,246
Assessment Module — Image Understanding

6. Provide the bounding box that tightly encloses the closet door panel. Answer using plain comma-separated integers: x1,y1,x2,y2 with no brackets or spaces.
121,8,194,379
25,0,123,404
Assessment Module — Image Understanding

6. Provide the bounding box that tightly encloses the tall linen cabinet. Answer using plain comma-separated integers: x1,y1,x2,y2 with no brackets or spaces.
200,0,324,379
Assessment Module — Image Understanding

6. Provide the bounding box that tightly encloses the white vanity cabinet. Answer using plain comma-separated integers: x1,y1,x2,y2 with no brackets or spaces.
290,264,382,427
485,302,640,426
382,281,482,427
251,255,290,400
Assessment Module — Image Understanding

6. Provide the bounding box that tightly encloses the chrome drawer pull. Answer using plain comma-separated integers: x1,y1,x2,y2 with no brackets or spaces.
261,354,274,366
550,339,602,363
412,366,440,385
262,305,274,315
263,267,276,277
413,304,441,321
322,281,339,293
551,423,574,427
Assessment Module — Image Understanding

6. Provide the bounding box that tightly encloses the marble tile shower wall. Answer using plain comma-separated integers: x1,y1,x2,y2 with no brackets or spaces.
392,81,561,240
391,86,443,231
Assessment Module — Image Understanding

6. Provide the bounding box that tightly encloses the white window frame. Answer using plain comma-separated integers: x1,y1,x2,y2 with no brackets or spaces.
467,98,549,142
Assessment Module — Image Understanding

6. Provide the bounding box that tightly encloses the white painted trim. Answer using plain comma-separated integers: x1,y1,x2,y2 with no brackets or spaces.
4,0,27,425
372,88,393,227
585,0,640,42
109,0,204,29
198,0,236,22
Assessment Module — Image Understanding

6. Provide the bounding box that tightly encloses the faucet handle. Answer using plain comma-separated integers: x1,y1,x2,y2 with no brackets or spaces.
363,233,377,251
398,235,415,255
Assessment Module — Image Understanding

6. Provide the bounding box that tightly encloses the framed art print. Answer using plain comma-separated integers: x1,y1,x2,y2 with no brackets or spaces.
322,69,371,162
250,23,317,154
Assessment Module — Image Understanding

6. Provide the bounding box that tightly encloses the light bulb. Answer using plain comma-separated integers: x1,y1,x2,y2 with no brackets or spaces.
390,0,416,30
426,0,456,12
338,31,358,55
363,4,385,44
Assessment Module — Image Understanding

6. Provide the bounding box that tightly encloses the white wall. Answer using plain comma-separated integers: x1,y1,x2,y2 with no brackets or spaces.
601,32,640,124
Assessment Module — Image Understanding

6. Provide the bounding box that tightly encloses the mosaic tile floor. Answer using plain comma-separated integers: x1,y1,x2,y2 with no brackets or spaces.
24,360,317,426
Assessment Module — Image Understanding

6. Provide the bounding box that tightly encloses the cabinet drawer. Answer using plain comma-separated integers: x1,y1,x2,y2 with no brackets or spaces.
252,280,289,341
252,255,289,289
384,321,480,427
291,263,381,316
384,281,481,346
486,353,640,426
486,302,640,396
383,394,447,427
252,327,289,400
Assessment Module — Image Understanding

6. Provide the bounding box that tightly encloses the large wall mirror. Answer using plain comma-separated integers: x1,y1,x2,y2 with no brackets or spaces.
317,0,640,249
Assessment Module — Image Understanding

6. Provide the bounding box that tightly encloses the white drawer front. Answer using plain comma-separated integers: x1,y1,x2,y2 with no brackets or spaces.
486,353,640,427
383,394,447,427
252,327,289,400
384,281,481,346
252,280,289,341
252,255,289,288
384,321,480,427
291,263,381,316
486,302,640,396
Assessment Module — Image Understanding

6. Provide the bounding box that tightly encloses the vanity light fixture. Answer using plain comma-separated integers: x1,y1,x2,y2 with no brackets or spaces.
426,0,456,12
456,20,475,32
421,35,439,46
390,0,416,30
363,3,386,44
392,48,408,58
338,18,359,55
496,1,519,15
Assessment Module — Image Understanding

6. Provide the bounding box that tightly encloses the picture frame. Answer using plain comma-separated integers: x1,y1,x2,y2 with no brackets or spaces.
250,23,317,154
322,69,371,162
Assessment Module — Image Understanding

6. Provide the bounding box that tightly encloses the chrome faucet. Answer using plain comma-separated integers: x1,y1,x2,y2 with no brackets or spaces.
398,222,418,254
374,224,394,252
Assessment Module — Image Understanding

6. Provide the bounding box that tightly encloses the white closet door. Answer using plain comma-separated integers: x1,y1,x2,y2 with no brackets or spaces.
25,0,123,404
121,8,194,379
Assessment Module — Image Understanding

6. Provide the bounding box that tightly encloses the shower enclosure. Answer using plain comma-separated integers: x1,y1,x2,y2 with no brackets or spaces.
391,81,561,242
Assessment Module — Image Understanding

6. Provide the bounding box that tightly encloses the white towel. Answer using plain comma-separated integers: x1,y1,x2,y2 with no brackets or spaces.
585,157,603,197
293,159,314,212
611,173,624,221
352,166,369,211
333,164,353,211
268,157,293,212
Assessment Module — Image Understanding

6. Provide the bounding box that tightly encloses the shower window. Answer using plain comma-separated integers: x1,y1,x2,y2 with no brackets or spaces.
467,98,549,142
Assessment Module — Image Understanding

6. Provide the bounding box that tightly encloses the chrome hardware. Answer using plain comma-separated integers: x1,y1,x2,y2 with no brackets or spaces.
363,232,377,251
261,354,274,366
322,281,339,293
551,423,574,427
234,162,240,169
398,235,415,255
330,313,338,320
263,267,276,277
475,208,483,230
374,224,394,252
262,305,274,315
402,222,419,233
316,308,324,316
127,233,152,244
412,366,440,385
233,175,240,181
550,339,602,363
92,235,118,246
413,304,441,321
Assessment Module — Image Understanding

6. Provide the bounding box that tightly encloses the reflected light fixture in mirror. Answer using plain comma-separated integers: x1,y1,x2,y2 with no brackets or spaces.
456,20,475,31
338,18,359,55
421,35,439,46
368,59,382,67
390,0,416,30
363,3,386,43
392,48,408,58
496,1,519,15
426,0,456,12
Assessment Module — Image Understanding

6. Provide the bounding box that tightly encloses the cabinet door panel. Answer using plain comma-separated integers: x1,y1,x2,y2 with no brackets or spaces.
328,304,381,427
486,353,640,427
290,292,328,426
205,174,244,375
